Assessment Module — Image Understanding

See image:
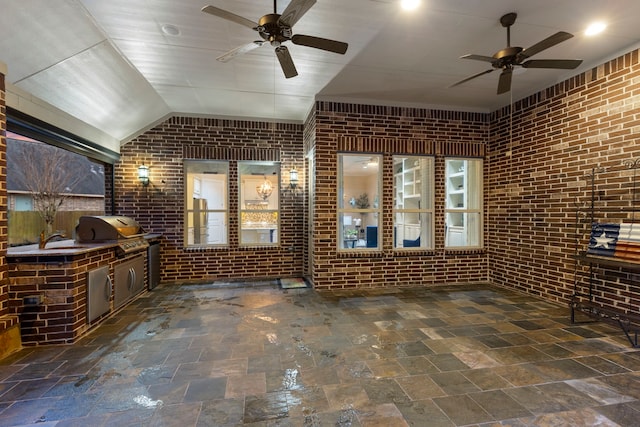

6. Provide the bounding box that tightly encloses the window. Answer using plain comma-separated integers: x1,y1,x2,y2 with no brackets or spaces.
184,160,229,246
13,195,33,211
393,156,434,249
239,162,280,246
445,158,483,248
338,154,382,250
6,131,105,246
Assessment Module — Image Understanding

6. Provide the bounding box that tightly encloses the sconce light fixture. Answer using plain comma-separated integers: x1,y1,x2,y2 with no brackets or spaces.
289,167,299,190
256,176,273,200
138,164,150,187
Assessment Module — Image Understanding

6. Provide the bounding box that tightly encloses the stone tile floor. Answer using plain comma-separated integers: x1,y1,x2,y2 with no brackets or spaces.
1,282,640,426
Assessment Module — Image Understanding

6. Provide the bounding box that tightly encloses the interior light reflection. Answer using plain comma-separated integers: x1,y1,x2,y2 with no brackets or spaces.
401,0,421,12
585,21,607,36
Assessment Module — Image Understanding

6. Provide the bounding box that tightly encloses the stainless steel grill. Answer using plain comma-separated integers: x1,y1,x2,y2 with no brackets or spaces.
76,216,149,254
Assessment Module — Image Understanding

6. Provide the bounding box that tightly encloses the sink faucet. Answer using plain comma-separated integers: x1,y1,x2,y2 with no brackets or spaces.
39,231,66,249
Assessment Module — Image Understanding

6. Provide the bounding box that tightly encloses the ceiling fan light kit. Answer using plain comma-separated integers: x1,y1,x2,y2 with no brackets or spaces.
202,0,348,78
450,12,583,94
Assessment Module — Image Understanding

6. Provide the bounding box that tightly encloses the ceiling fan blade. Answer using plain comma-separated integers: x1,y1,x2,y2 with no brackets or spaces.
517,31,574,61
216,41,265,63
449,69,495,88
279,0,317,28
201,5,258,30
522,59,583,69
460,54,495,63
275,46,298,78
291,34,348,54
497,68,513,94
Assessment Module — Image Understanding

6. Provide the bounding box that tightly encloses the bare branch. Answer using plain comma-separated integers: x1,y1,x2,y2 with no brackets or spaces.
11,141,83,232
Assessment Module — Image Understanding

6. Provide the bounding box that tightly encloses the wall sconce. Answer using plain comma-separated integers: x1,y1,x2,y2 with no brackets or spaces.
138,164,150,187
289,167,299,190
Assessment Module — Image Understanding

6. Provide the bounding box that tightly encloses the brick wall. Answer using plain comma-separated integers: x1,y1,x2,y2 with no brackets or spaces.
118,117,305,284
119,107,491,290
487,49,640,312
7,249,144,346
311,102,490,290
104,163,114,215
303,105,316,279
115,50,640,312
0,66,7,316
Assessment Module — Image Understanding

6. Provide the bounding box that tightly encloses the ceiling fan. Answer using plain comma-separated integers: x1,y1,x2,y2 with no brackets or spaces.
201,0,348,78
450,12,583,94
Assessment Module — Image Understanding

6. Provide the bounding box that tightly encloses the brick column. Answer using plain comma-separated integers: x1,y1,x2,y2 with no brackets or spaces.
0,61,7,317
0,62,20,359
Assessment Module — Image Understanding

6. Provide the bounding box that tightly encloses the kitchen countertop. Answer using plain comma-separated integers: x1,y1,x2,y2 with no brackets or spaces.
7,239,116,257
7,234,161,257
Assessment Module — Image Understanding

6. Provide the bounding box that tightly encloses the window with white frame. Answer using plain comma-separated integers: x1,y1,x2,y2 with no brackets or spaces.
444,158,483,248
393,156,434,249
338,154,382,250
239,161,280,246
184,160,229,247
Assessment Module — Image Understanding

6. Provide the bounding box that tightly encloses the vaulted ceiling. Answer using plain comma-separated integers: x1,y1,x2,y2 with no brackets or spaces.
1,0,640,146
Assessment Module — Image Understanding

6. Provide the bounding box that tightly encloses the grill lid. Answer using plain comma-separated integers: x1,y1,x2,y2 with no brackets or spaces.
76,215,145,242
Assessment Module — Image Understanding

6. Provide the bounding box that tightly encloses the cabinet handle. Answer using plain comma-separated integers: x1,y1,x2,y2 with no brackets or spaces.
104,276,113,301
128,268,135,291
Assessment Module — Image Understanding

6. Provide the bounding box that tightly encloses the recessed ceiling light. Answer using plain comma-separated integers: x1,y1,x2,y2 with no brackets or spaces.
401,0,421,12
585,21,607,36
161,24,180,36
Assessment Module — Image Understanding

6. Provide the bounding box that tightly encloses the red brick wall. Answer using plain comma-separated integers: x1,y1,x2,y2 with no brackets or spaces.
120,108,491,290
303,106,316,279
117,117,305,284
487,49,640,312
115,49,640,312
104,163,114,215
311,102,490,290
6,248,125,345
8,251,147,345
0,67,7,316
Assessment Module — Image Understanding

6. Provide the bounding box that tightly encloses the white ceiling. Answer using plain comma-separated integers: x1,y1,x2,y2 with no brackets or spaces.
1,0,640,145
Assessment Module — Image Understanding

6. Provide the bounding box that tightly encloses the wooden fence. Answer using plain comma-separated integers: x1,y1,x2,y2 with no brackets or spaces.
8,211,103,246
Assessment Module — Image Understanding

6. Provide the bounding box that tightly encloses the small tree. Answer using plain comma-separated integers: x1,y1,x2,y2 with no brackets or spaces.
12,141,82,235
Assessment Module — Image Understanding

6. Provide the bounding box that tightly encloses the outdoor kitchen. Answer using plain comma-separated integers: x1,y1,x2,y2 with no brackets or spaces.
6,216,160,346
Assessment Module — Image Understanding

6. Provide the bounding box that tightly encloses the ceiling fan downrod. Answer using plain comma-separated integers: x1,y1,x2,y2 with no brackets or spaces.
500,12,517,47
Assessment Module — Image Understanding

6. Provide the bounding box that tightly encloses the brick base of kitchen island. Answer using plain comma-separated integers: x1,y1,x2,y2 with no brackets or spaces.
7,245,148,346
0,315,21,358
